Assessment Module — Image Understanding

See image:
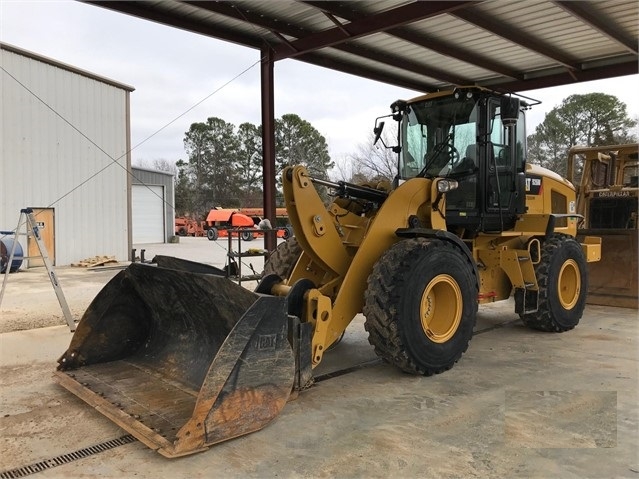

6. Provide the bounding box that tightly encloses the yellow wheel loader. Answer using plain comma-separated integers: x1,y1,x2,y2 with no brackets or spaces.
566,144,638,308
55,87,601,457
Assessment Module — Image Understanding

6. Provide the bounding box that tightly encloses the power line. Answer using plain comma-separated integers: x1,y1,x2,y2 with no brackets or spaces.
1,56,263,256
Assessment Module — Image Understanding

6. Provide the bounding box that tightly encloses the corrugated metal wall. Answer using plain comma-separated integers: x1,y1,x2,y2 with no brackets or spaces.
1,45,132,266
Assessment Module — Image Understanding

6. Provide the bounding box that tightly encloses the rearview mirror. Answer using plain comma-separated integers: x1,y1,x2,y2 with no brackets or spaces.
500,97,520,127
373,121,385,146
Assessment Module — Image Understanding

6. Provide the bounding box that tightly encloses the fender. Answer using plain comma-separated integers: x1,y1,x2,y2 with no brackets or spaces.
395,228,479,287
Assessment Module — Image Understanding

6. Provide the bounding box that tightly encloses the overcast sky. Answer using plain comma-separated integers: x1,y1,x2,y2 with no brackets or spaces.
2,1,638,170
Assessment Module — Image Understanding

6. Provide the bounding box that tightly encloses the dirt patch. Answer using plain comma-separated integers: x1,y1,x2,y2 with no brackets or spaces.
0,267,121,333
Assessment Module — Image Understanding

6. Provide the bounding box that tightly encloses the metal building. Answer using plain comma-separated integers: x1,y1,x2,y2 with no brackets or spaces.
0,42,133,267
131,167,175,244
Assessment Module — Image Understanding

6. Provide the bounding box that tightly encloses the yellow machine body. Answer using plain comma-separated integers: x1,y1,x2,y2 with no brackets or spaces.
566,144,638,308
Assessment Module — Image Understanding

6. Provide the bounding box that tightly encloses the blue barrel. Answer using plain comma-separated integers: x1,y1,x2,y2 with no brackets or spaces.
0,237,24,273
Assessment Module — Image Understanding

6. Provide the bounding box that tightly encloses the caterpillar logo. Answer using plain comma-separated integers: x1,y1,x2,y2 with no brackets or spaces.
594,190,631,198
256,334,277,350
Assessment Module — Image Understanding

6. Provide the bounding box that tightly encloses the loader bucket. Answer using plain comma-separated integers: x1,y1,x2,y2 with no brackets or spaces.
579,229,638,309
54,260,295,457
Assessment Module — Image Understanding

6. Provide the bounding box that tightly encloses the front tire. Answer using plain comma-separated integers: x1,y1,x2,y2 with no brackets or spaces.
363,238,478,376
206,228,219,241
520,234,588,332
263,237,301,279
240,229,255,241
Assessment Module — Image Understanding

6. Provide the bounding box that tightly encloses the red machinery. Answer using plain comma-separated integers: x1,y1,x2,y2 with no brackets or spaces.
205,209,255,241
205,209,292,240
174,217,206,237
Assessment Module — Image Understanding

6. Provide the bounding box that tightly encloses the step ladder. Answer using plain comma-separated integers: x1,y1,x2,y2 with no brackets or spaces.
0,208,76,331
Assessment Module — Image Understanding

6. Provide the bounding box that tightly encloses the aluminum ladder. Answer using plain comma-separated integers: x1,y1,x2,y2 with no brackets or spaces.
0,208,75,331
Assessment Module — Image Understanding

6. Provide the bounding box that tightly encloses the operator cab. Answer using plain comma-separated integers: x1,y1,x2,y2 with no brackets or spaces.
394,87,528,234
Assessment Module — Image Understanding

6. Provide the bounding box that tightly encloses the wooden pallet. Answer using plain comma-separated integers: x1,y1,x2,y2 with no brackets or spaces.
71,255,118,268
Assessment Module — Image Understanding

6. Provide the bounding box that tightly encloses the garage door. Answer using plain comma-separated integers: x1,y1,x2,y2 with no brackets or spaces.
132,185,165,243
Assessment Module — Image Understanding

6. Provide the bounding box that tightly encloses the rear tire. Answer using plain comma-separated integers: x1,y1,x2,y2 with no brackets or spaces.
207,228,219,241
520,234,587,332
240,229,254,241
363,238,478,376
263,237,301,279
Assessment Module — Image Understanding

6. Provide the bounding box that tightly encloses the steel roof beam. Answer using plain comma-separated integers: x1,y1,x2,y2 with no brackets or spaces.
90,0,454,89
451,8,581,72
487,59,638,92
554,1,638,55
87,1,264,48
332,43,470,86
272,1,474,61
321,11,351,35
297,51,439,93
185,0,470,85
182,1,303,42
88,1,637,95
302,1,524,81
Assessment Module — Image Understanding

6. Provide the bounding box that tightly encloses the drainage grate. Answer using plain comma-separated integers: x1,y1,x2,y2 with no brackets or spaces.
314,358,382,383
473,318,520,336
0,435,136,479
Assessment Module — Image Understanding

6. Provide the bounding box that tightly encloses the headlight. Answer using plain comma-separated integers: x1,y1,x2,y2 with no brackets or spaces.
437,179,459,193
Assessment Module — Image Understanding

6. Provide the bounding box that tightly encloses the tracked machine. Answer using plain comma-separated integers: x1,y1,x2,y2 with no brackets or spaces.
55,87,601,457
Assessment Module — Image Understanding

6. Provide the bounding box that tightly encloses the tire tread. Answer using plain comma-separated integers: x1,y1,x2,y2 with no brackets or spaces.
520,234,586,332
363,238,477,376
263,237,302,279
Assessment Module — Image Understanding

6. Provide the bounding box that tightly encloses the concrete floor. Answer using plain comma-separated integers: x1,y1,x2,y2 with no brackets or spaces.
0,237,637,478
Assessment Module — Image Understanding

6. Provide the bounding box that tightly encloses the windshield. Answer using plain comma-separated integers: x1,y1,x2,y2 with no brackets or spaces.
400,95,478,179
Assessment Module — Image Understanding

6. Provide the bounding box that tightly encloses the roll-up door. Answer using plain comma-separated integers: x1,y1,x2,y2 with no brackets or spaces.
132,185,164,243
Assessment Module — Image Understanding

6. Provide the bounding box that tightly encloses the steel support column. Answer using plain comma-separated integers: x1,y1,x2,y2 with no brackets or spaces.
261,46,277,253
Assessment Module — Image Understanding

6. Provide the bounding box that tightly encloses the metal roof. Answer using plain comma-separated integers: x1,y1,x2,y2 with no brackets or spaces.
88,0,637,93
0,42,135,92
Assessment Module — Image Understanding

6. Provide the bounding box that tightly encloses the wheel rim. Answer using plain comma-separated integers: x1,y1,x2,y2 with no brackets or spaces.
558,259,580,310
420,274,462,343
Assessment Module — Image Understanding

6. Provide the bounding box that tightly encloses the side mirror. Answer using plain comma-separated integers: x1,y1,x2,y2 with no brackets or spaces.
500,97,520,127
373,121,385,145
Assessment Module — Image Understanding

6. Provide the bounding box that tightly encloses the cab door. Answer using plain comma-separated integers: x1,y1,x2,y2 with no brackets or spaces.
481,100,526,231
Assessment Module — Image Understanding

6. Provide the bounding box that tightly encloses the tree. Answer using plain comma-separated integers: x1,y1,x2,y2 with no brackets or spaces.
176,114,334,214
174,158,195,216
275,113,334,185
335,128,398,183
180,117,241,216
527,93,636,175
527,110,569,173
132,158,177,175
236,122,263,206
181,121,211,216
151,159,177,175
